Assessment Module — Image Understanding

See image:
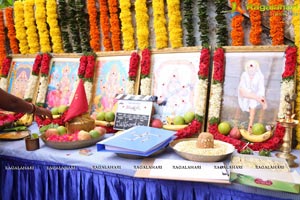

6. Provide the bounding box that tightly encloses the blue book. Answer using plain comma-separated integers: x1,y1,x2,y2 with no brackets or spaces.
97,126,176,156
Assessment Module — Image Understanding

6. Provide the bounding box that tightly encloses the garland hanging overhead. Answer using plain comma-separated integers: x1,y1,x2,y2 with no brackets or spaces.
248,0,262,45
75,1,91,52
269,0,285,45
46,0,64,53
230,0,244,46
24,0,40,54
68,0,82,53
119,0,135,50
35,0,52,53
0,11,7,73
166,0,183,48
197,0,210,47
57,0,72,53
108,0,122,51
14,1,29,54
183,0,195,46
214,0,228,46
135,0,150,50
87,0,101,52
99,0,113,51
5,8,19,54
152,0,168,49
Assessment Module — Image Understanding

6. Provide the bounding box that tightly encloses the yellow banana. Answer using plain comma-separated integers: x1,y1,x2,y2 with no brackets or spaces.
53,115,61,119
16,113,33,126
240,129,273,143
162,124,188,131
95,120,114,127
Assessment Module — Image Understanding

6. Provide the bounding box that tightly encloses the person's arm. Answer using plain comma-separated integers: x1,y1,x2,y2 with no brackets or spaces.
0,88,52,119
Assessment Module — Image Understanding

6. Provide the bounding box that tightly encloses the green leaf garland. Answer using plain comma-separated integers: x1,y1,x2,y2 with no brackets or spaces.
57,0,72,52
214,0,228,46
183,0,195,46
75,1,91,52
68,0,82,53
197,0,209,47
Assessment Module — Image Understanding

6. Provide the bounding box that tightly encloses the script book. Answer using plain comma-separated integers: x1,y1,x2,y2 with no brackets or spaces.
97,126,176,156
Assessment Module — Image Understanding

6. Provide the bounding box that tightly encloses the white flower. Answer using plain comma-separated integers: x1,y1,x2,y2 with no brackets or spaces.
126,80,135,94
140,77,151,95
36,76,49,104
24,75,39,100
278,79,295,118
0,77,8,91
194,79,208,116
208,83,223,120
84,81,93,104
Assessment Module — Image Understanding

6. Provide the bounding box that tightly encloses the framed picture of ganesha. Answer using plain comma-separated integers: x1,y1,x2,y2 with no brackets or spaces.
150,47,208,128
44,57,80,110
209,46,293,132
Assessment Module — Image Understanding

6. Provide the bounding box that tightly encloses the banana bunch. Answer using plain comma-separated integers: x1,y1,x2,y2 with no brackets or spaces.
240,129,273,143
95,120,114,127
15,113,33,126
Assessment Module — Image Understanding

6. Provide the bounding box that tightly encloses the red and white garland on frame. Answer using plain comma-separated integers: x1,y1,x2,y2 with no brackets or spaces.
75,54,96,104
24,54,43,102
140,49,151,95
0,57,12,91
126,52,140,94
206,47,298,151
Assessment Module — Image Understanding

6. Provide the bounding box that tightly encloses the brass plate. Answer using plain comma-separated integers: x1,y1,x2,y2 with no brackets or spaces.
0,131,30,140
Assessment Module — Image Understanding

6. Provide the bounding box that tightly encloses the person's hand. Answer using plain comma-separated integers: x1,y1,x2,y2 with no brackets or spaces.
35,106,53,120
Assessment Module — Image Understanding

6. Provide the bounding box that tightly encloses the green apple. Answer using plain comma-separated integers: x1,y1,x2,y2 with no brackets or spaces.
105,111,115,122
252,123,266,135
51,107,59,115
89,130,100,138
58,105,68,114
56,126,67,135
183,112,195,124
218,122,231,135
173,116,185,125
96,112,106,121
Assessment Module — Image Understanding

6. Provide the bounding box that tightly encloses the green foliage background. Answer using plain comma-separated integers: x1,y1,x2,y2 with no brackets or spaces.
0,0,13,9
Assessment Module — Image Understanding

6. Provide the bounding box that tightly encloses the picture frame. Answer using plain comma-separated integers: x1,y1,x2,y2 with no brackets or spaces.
44,56,81,109
7,56,35,99
150,47,208,127
91,51,138,114
207,45,290,131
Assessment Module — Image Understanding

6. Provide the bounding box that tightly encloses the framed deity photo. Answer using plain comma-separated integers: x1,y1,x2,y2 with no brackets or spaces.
150,47,208,127
7,57,35,99
44,56,80,109
91,52,138,114
208,46,291,130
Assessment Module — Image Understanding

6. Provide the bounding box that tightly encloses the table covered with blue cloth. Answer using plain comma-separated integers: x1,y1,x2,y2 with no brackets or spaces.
1,127,300,200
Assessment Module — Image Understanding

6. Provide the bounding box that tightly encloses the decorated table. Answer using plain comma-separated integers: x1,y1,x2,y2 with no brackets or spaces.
0,126,299,200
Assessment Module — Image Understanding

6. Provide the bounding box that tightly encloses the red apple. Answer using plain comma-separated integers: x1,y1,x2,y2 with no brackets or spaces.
151,119,163,128
229,127,241,139
45,128,59,138
94,126,106,135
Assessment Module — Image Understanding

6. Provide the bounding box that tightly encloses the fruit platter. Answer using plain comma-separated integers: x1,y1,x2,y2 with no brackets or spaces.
170,132,235,162
40,123,106,150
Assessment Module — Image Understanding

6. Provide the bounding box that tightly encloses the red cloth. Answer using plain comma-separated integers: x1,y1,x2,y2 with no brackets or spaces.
64,79,88,122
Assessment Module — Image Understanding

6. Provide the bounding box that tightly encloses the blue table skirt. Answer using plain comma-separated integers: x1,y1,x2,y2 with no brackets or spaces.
0,155,296,200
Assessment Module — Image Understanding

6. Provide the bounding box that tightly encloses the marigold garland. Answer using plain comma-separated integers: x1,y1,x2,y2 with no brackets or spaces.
119,0,135,50
14,1,29,54
4,8,19,54
99,0,113,51
230,0,244,46
35,0,52,53
46,0,64,53
87,0,101,52
152,0,168,49
183,0,195,46
0,10,6,73
269,0,285,45
108,0,122,51
166,0,183,48
24,0,40,54
135,0,150,50
292,0,300,149
248,0,262,45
